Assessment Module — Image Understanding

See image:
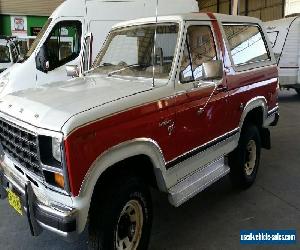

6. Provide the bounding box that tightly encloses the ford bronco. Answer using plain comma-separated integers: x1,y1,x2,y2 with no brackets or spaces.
0,13,279,249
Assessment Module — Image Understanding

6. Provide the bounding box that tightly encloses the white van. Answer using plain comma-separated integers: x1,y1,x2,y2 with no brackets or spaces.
265,14,300,95
0,0,199,97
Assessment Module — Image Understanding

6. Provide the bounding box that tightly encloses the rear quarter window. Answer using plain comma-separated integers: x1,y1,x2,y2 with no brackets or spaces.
223,24,271,68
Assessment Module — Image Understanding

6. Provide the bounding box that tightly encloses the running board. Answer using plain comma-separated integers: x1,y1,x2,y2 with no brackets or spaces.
168,157,230,207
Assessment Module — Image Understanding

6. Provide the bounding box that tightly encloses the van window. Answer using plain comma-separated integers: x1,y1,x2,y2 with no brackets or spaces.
26,18,52,60
180,25,217,83
44,21,82,71
223,25,270,66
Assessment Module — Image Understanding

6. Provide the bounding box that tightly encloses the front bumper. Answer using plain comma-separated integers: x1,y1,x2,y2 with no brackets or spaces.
0,160,78,240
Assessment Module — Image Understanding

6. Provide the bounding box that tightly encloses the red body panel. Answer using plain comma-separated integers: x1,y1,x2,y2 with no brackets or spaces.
64,15,278,196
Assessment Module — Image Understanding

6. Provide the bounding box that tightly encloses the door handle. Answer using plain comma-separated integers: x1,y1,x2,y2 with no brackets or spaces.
216,85,228,92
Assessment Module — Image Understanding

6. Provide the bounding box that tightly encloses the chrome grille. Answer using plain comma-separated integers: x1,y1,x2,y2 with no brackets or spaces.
0,119,42,177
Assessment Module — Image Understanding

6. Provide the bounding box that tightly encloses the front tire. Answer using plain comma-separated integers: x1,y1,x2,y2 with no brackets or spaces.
88,176,152,250
228,124,261,189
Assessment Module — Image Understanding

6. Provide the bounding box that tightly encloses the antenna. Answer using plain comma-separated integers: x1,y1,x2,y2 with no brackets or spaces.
152,0,159,87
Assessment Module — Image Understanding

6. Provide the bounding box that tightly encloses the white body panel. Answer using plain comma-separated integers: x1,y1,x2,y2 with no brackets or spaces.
0,0,199,97
265,17,300,87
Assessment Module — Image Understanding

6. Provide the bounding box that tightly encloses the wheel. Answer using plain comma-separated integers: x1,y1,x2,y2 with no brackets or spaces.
88,176,152,250
295,89,300,96
228,124,261,189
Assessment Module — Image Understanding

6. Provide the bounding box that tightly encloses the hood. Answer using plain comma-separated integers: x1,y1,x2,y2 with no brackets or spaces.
0,75,153,132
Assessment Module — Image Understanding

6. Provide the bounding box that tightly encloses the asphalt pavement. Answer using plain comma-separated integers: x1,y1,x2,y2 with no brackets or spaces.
0,90,299,250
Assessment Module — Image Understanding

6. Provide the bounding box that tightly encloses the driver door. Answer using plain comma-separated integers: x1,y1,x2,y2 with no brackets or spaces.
174,22,229,159
36,18,83,85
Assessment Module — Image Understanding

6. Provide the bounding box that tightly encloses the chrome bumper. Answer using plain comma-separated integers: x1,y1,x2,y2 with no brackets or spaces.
0,163,78,240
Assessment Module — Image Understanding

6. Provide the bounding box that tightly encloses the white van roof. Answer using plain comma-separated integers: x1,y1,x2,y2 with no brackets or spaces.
50,0,199,20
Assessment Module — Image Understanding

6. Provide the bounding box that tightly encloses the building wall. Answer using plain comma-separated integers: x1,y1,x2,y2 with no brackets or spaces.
197,0,284,21
0,15,48,36
198,0,231,14
0,0,64,16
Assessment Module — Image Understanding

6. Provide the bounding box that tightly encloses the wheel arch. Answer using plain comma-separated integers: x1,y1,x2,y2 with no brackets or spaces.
239,97,268,129
72,138,167,233
239,96,270,149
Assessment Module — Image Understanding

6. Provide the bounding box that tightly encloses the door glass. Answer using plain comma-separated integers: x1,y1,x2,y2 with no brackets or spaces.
0,45,10,63
223,25,270,66
180,25,217,83
45,21,82,71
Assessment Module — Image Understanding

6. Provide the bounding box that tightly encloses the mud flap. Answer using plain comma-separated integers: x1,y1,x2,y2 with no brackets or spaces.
260,128,271,150
25,183,43,236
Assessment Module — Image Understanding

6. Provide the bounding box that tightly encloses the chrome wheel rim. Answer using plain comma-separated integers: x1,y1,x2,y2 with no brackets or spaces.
244,139,256,176
116,200,143,250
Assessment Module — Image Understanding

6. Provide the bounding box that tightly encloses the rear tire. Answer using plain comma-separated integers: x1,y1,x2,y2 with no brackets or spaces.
228,124,261,189
88,176,152,250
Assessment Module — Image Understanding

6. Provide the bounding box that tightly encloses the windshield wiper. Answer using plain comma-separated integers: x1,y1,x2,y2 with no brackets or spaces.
107,64,142,77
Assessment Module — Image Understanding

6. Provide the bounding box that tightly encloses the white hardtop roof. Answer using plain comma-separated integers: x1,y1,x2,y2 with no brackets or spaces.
113,13,263,29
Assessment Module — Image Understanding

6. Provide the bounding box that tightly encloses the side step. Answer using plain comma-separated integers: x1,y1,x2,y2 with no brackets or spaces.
168,157,230,207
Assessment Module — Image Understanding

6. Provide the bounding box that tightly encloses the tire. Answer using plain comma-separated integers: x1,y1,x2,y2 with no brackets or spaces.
228,124,261,189
88,176,153,250
295,89,300,96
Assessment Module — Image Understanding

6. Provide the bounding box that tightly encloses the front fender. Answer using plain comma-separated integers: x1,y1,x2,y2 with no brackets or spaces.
239,96,268,129
71,138,167,233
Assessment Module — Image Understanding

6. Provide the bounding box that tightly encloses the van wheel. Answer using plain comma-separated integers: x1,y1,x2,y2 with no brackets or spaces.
88,176,152,250
228,124,261,189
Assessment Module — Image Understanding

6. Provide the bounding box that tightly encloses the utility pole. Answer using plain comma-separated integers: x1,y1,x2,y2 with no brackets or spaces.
231,0,239,15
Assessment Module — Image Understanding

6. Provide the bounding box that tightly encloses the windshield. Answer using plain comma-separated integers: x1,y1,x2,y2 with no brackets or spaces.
92,23,179,80
0,45,10,63
25,18,52,59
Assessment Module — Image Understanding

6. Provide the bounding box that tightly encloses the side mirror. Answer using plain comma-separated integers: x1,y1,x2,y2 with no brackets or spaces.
179,70,193,83
202,60,223,81
66,65,79,77
36,45,49,73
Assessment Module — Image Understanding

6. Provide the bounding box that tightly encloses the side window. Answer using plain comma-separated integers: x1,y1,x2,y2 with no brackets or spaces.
45,21,82,71
223,25,270,66
180,25,217,83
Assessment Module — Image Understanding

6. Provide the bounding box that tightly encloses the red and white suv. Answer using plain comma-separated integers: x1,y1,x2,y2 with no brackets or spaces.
0,13,279,249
